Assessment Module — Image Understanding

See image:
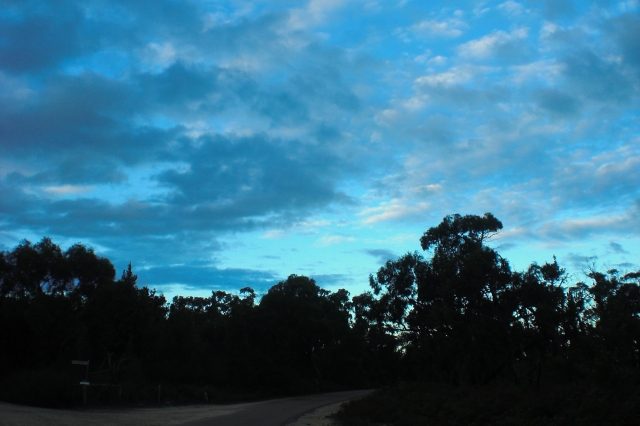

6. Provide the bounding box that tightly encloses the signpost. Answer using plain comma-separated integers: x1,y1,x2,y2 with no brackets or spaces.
72,360,90,405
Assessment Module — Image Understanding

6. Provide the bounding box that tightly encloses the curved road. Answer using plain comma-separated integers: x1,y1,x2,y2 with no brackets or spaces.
182,390,372,426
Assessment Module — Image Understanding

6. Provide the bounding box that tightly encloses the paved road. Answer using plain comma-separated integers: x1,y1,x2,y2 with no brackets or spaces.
182,390,373,426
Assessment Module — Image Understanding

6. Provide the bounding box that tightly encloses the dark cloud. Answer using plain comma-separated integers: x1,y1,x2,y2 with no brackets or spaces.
139,264,279,291
0,132,354,263
415,114,457,146
137,62,222,107
363,249,397,264
157,134,349,218
609,241,629,254
608,13,640,69
541,0,575,20
6,159,126,185
0,9,85,73
615,262,637,270
534,88,578,116
563,252,597,271
0,1,362,285
310,274,351,289
415,84,511,109
563,50,635,103
495,242,517,251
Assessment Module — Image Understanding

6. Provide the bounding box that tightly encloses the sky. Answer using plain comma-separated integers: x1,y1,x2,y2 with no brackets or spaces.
1,0,639,300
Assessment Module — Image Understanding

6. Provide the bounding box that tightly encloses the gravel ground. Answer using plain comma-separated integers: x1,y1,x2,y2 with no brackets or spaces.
285,401,343,426
0,392,364,426
0,401,245,426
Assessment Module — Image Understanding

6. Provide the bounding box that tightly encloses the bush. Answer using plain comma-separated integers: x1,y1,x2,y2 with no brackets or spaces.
333,381,640,426
0,368,80,408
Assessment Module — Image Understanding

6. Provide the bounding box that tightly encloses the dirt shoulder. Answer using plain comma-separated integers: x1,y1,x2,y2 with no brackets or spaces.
284,401,344,426
0,401,251,426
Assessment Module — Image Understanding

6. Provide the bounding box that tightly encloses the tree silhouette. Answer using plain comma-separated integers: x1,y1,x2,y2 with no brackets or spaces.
1,221,639,408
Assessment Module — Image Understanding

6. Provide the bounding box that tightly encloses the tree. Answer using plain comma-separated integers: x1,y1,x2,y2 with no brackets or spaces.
256,275,352,388
370,213,521,384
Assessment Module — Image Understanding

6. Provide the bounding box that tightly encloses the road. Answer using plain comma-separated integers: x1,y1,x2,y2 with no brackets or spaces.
0,390,372,426
182,390,373,426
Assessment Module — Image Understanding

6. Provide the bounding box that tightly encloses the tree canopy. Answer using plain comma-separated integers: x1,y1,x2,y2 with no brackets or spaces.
1,215,639,407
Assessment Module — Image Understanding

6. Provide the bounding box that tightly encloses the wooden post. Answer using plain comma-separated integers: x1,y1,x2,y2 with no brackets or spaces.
72,360,90,406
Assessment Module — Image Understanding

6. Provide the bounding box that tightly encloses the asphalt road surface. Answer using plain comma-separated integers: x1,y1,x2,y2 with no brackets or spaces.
182,390,373,426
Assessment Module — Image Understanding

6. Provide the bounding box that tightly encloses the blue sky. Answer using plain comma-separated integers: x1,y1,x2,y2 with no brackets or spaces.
1,0,639,299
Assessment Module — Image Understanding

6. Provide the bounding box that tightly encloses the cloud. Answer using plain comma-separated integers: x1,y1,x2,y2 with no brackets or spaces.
139,264,279,291
42,185,94,196
156,134,349,219
407,18,467,38
6,159,127,185
538,200,640,240
607,12,640,69
563,252,597,271
609,241,629,254
311,273,351,288
562,50,635,103
262,230,286,239
363,248,397,264
534,88,579,116
458,28,530,60
615,262,637,270
360,199,432,224
1,0,639,295
0,12,86,73
288,0,346,30
415,66,477,87
541,0,575,20
498,1,526,16
318,235,356,246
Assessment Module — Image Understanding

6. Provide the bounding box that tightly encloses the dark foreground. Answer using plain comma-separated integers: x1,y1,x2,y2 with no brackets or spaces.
0,390,372,426
333,382,640,426
183,389,372,426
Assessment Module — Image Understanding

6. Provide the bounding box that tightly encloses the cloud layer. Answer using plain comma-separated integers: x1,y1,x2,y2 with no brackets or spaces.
1,0,639,295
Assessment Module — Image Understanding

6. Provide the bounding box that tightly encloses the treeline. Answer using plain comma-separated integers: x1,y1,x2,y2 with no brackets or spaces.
1,213,639,409
0,239,387,406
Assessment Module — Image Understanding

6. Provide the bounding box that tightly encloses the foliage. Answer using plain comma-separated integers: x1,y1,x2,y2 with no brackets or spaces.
1,214,639,412
333,381,640,426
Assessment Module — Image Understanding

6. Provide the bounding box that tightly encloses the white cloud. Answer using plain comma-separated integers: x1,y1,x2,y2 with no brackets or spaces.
360,199,432,224
414,49,432,63
473,3,491,17
374,108,402,126
618,0,638,12
541,210,639,239
509,60,564,84
498,1,526,16
409,18,467,38
458,28,529,59
288,0,346,30
540,21,561,40
318,235,356,245
262,229,286,239
141,42,177,69
427,55,447,66
43,185,94,196
414,65,484,87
